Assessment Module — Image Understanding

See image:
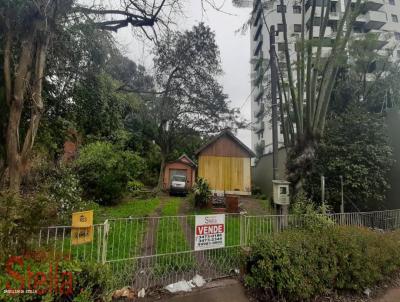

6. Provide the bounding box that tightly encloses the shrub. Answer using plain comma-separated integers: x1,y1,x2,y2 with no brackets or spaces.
0,191,57,260
0,253,111,302
43,166,98,224
290,192,333,231
304,106,394,211
127,179,144,193
75,142,145,205
244,226,400,301
193,177,211,208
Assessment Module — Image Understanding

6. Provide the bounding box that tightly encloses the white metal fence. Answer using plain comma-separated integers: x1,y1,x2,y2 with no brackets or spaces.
36,209,400,289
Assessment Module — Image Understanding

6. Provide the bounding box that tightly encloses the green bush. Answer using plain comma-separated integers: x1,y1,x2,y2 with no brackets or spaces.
127,179,144,193
75,142,145,205
290,192,334,231
244,226,400,301
0,191,57,260
0,253,111,302
193,177,211,208
43,166,98,224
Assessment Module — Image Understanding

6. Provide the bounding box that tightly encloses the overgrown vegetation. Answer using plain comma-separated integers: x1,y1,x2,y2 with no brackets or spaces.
75,141,145,205
244,226,400,301
0,255,111,302
193,177,212,208
0,191,56,260
304,106,394,211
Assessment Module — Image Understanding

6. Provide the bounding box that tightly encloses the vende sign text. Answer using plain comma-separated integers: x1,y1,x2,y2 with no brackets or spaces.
194,214,225,251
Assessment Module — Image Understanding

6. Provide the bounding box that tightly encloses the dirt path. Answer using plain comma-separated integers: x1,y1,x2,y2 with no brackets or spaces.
178,199,220,280
134,199,167,289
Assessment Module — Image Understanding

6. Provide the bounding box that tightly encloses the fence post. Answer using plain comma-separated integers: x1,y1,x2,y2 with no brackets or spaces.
101,220,109,264
240,214,245,247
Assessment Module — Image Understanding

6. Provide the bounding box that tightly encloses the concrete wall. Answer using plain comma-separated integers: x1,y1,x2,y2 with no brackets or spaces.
386,110,400,209
252,149,287,197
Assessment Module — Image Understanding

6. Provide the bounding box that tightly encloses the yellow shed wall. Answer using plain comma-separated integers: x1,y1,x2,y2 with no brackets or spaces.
198,156,251,194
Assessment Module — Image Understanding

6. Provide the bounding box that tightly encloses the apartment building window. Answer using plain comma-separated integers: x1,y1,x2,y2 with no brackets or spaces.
395,32,400,40
278,42,285,51
294,24,302,33
389,0,395,5
277,4,286,13
277,23,285,32
330,2,337,13
392,14,399,23
293,5,301,14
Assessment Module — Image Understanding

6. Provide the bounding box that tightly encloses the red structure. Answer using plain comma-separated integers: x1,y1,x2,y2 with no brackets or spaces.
163,154,196,191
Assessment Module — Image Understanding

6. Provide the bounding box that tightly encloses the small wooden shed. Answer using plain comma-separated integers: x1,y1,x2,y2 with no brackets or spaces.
163,154,196,190
196,130,255,195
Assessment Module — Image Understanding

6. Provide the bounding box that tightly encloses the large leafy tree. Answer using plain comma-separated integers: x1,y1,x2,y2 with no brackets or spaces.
0,0,180,191
149,23,234,189
275,0,363,187
304,105,394,211
330,33,400,114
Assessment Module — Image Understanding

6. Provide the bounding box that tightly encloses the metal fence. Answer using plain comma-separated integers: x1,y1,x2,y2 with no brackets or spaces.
37,209,400,290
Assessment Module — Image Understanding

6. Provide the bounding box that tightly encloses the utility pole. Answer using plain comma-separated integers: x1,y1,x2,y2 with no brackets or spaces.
270,25,279,181
270,25,287,218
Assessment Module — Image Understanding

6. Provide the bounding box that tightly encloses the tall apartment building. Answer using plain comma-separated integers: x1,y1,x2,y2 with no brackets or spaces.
234,0,400,154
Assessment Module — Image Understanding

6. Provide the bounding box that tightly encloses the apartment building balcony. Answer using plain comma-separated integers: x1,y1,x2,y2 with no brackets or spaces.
253,89,263,104
253,71,264,87
232,0,253,8
364,0,384,11
353,30,389,49
307,25,333,38
355,10,386,30
305,7,340,24
254,103,265,118
254,24,262,41
254,38,263,56
254,121,265,133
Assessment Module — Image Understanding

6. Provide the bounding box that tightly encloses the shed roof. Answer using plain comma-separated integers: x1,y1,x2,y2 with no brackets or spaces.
196,129,256,157
166,154,197,167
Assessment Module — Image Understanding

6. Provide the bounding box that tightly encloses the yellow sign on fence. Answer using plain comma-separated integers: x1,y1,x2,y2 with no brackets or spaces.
71,210,94,245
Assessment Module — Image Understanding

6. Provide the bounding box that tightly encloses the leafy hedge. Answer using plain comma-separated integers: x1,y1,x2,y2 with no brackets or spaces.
75,141,145,205
244,226,400,301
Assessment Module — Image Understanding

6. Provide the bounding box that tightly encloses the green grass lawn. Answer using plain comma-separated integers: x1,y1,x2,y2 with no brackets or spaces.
43,197,253,283
95,198,160,223
42,198,162,263
154,198,196,275
161,198,183,216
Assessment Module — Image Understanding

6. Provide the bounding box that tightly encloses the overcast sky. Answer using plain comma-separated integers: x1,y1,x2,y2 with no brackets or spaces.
114,1,252,147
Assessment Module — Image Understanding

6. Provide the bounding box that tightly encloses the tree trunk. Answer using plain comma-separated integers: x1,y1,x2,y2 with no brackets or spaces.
3,24,49,192
6,103,23,192
156,154,166,192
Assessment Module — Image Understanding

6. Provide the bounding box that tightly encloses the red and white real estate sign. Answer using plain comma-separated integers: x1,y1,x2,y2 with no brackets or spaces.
194,214,225,251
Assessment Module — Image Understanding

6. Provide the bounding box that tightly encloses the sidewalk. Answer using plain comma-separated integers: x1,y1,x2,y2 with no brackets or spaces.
375,288,400,302
159,279,249,302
